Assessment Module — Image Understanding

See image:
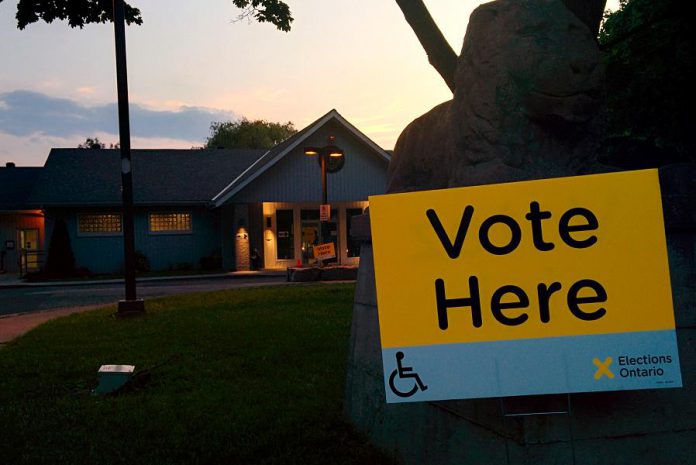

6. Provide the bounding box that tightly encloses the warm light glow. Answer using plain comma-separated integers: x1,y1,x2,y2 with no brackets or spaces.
150,212,192,233
304,147,320,157
325,145,344,158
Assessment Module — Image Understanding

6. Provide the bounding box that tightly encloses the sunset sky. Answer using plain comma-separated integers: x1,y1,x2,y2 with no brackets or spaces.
0,0,619,166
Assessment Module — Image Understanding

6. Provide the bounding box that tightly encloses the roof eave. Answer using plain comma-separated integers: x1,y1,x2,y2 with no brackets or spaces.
36,200,211,208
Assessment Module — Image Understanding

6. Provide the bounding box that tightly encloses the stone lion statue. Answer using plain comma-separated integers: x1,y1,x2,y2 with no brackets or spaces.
387,0,605,193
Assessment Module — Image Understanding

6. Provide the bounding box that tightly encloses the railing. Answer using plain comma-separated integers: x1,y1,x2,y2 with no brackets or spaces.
19,249,44,277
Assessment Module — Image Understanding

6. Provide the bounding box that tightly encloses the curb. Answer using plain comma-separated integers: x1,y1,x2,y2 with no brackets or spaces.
0,271,286,290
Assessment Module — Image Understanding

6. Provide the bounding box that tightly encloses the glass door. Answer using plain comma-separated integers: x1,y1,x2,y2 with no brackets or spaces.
301,208,339,265
301,209,320,266
19,229,40,272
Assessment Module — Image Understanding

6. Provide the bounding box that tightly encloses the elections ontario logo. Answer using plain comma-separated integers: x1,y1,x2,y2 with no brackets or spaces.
593,353,678,385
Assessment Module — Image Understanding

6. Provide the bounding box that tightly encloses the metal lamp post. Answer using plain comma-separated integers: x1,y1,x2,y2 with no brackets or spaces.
304,137,345,260
113,0,144,315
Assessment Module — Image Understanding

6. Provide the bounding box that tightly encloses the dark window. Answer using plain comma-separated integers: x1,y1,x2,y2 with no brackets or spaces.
276,209,294,259
301,209,319,221
347,208,364,257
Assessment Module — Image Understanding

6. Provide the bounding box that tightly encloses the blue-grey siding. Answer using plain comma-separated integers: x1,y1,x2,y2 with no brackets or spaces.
231,120,388,203
45,207,221,274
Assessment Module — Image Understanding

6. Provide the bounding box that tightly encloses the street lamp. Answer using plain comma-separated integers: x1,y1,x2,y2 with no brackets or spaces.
304,136,345,260
113,0,144,316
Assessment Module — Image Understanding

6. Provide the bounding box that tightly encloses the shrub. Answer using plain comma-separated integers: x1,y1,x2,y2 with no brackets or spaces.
170,262,193,272
200,251,222,270
44,218,76,276
134,250,151,273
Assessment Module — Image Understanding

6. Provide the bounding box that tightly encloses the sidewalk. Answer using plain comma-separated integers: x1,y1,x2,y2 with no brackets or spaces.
0,270,286,290
0,304,105,345
0,272,22,287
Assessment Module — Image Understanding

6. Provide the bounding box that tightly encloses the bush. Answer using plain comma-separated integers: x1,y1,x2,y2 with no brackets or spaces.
24,266,92,282
44,218,76,276
200,251,222,270
170,262,193,272
134,250,151,273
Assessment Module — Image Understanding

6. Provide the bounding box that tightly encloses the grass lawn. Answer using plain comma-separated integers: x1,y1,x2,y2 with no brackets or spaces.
0,283,395,465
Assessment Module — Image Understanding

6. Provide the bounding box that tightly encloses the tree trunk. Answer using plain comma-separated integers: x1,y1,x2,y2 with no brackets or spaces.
395,0,458,93
395,0,607,93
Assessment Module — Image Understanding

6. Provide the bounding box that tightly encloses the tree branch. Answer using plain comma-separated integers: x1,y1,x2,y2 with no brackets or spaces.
395,0,457,93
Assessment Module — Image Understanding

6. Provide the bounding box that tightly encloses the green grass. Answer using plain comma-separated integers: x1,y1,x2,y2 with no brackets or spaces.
0,284,395,465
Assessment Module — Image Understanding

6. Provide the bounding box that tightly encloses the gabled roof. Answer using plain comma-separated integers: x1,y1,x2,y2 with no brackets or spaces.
211,109,391,207
0,165,43,211
29,148,266,207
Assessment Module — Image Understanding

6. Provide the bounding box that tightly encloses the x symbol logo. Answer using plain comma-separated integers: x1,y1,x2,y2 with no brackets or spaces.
593,357,614,380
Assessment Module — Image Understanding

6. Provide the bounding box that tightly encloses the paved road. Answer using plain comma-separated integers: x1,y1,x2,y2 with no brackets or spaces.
0,276,288,317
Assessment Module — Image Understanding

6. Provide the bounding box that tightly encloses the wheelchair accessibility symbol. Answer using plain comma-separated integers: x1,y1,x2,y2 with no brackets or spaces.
389,351,428,398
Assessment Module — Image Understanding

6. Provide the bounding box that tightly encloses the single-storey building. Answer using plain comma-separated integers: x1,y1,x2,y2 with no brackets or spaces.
0,163,44,274
28,109,389,274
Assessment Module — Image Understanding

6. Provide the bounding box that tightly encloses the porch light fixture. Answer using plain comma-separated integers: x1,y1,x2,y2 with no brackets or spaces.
305,145,345,173
327,145,345,158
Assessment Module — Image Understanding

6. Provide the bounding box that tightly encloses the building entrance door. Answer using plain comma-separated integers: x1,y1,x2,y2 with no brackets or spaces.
301,209,338,265
301,210,319,266
19,229,40,273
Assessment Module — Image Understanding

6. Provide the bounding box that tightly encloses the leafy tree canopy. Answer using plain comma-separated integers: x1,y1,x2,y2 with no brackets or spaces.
4,0,292,31
77,137,105,149
77,137,119,149
205,119,296,150
9,0,143,29
599,0,694,166
233,0,293,32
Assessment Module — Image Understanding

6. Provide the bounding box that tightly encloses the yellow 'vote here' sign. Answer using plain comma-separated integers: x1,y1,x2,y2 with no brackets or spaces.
369,170,681,402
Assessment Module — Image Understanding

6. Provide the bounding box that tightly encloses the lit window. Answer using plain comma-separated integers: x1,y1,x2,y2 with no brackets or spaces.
78,213,122,234
149,212,192,233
